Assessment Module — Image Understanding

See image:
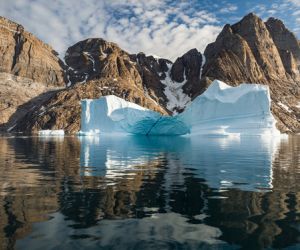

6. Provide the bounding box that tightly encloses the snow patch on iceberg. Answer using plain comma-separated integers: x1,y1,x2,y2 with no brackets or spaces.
79,80,280,136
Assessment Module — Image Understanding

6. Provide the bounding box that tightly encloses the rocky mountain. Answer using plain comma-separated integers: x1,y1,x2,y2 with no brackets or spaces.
0,17,66,132
0,13,299,134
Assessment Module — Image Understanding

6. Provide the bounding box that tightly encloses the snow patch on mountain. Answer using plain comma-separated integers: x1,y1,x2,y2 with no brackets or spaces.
79,74,88,84
161,63,191,114
278,102,292,113
200,54,206,78
83,52,96,72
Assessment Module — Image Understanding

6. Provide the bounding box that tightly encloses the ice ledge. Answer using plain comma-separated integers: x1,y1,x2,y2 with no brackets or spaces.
79,80,281,136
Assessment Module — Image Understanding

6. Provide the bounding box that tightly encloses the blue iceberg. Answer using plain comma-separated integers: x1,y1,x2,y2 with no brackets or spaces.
79,80,280,136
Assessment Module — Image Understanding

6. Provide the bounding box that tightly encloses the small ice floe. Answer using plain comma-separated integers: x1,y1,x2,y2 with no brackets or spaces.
38,130,65,136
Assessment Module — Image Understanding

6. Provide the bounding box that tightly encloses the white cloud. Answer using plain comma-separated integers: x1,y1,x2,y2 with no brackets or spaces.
287,0,300,6
219,4,238,13
0,0,222,61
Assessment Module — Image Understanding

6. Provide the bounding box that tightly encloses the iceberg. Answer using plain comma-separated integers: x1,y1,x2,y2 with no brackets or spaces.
79,80,280,136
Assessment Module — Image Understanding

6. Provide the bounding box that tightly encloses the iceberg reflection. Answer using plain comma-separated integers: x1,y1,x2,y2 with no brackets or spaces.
79,135,281,191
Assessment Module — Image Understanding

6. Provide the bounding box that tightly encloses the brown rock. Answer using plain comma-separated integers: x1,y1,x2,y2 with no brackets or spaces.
231,13,287,80
0,73,62,132
265,17,300,77
65,38,142,85
204,23,265,85
0,16,66,86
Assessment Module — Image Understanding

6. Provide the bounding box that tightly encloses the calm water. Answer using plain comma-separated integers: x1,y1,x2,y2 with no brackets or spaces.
0,135,299,250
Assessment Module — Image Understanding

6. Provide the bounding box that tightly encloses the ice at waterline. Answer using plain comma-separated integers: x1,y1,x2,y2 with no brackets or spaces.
78,80,280,136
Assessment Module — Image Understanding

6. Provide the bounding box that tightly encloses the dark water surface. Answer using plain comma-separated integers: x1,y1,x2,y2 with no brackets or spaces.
0,135,299,250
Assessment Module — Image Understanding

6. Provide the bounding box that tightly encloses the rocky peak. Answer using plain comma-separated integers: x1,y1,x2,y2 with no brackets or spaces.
265,17,300,76
171,48,203,82
135,53,170,77
231,13,287,80
203,19,264,85
132,53,171,104
0,16,66,86
65,38,143,87
169,48,205,99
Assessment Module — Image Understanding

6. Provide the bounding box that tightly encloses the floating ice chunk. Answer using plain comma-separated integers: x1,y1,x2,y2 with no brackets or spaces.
38,130,65,136
79,80,280,136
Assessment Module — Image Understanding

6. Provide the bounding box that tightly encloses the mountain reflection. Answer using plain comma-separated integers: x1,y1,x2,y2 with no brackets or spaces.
0,135,299,249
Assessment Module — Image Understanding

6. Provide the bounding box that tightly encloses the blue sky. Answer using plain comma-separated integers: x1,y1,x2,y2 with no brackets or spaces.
0,0,299,61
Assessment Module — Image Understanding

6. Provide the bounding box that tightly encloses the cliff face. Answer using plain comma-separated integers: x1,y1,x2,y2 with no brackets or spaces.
0,17,66,131
0,13,299,133
266,17,300,76
0,17,66,86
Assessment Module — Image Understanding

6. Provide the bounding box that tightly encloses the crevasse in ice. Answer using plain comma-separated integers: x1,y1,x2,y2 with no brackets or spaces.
79,80,280,136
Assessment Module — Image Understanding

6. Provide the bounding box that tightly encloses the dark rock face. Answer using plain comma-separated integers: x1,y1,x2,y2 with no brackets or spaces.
171,49,202,82
0,17,66,86
133,53,171,107
170,48,204,98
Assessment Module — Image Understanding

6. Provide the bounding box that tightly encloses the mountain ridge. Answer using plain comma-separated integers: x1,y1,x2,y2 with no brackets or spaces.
0,13,299,133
